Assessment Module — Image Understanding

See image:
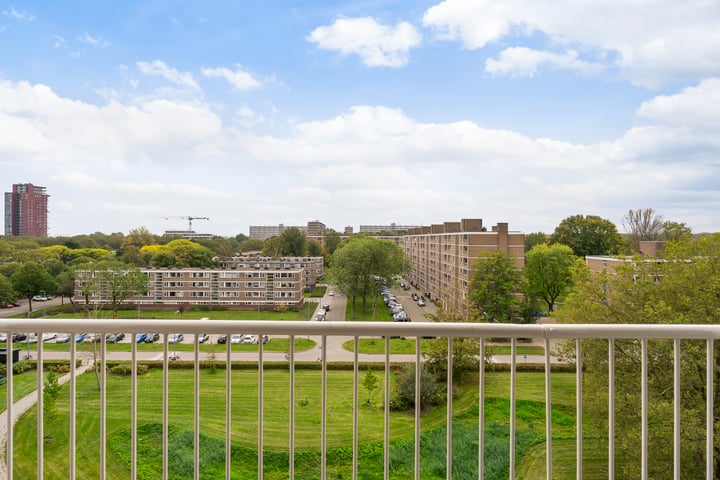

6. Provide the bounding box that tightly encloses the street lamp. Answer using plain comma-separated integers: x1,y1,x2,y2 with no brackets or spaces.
169,310,180,361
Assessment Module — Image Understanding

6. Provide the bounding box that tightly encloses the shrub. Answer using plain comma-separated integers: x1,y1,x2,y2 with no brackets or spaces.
391,363,439,411
110,362,149,376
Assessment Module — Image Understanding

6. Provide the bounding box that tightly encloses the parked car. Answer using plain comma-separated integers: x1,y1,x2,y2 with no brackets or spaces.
42,333,57,342
32,295,49,301
322,303,330,311
135,333,148,343
75,333,88,343
242,335,257,344
217,334,227,344
56,333,71,343
230,334,244,344
328,291,334,296
144,333,160,343
393,311,410,322
12,333,27,342
107,333,125,343
261,335,269,344
197,333,210,344
417,298,426,307
168,333,184,343
0,333,6,342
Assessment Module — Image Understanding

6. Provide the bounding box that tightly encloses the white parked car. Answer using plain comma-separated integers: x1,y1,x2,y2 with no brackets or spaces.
242,335,257,344
168,333,184,343
230,334,244,344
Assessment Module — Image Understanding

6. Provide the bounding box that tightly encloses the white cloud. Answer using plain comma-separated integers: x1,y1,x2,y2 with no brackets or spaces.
137,60,200,91
201,65,262,90
77,32,110,47
308,16,422,68
485,47,603,77
1,78,719,235
53,35,65,48
2,7,35,21
423,0,720,86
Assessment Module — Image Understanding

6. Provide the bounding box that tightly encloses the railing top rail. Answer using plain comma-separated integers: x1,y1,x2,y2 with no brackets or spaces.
2,319,720,340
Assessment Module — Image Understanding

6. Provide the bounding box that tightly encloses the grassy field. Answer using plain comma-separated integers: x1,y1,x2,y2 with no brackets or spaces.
343,338,546,356
8,368,589,479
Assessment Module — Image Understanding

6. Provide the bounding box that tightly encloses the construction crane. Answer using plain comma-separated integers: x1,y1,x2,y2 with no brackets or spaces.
164,216,209,231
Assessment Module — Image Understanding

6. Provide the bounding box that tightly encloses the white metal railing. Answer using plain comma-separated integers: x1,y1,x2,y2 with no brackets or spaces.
0,320,718,479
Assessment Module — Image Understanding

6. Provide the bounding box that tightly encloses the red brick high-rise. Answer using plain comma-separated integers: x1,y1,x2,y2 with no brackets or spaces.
4,183,49,237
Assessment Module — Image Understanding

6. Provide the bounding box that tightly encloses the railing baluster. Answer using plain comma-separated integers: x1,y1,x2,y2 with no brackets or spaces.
322,334,328,480
641,338,648,480
608,339,615,480
384,335,390,480
673,338,680,480
131,333,137,480
479,337,485,479
289,334,295,480
36,332,43,480
194,334,200,480
353,336,359,480
100,333,107,479
707,339,714,480
6,335,13,480
225,334,231,480
414,336,421,480
258,332,264,480
163,334,169,480
70,333,76,480
576,339,583,480
510,337,516,479
545,336,552,480
446,337,453,480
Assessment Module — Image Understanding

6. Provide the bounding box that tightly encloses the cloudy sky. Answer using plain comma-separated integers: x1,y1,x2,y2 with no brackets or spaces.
1,0,719,237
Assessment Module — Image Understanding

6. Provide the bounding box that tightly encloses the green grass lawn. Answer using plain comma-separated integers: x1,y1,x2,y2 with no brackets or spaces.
10,368,586,479
343,338,547,356
345,295,394,322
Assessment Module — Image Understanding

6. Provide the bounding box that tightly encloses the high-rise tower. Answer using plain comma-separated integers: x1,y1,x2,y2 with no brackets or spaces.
4,183,49,237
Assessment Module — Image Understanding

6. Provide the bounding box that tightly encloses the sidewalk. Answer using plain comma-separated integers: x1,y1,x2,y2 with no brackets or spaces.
0,358,93,478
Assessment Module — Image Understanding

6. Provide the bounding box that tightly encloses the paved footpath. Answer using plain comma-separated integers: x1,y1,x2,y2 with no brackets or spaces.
0,356,93,478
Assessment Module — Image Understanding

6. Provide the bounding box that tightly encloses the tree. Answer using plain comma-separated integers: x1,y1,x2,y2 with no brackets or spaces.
323,228,342,255
662,220,692,241
141,239,217,268
554,233,720,478
328,236,408,318
240,238,265,252
0,274,16,303
423,305,481,381
622,208,665,252
262,236,285,258
525,243,579,312
363,369,379,406
307,239,323,257
280,227,307,256
43,370,61,428
550,214,625,257
76,261,148,318
468,251,523,322
524,232,547,252
10,263,56,312
392,363,439,411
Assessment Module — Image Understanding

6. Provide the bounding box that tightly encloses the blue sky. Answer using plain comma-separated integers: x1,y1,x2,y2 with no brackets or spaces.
1,0,719,237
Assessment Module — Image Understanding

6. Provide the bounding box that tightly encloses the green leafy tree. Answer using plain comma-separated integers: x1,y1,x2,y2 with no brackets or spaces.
280,227,308,256
0,274,16,303
468,251,523,322
76,261,148,318
392,363,439,411
262,236,285,258
661,220,692,241
524,231,547,252
363,369,379,406
554,233,720,478
43,370,61,427
328,236,408,318
141,239,217,268
323,228,342,256
525,243,579,312
240,238,265,252
423,305,481,381
10,263,56,312
550,214,625,257
307,239,323,257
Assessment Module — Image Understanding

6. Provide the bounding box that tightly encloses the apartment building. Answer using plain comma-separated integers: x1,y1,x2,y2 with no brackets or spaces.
4,183,49,237
75,266,306,309
249,220,326,244
359,223,420,234
219,255,324,289
399,218,524,316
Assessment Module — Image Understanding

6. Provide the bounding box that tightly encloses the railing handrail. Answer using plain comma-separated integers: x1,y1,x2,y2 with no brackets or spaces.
3,319,720,340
